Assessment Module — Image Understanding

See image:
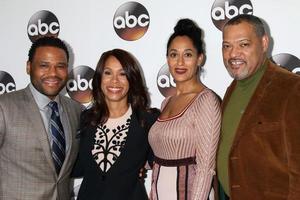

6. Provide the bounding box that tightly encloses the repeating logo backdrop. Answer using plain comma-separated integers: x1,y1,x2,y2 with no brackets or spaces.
0,0,300,102
113,1,150,41
156,63,176,97
211,0,253,30
0,71,16,95
27,10,60,42
271,53,300,75
1,0,300,196
66,66,94,103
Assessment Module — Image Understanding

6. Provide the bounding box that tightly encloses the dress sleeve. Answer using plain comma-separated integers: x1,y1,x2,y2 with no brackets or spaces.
191,90,221,200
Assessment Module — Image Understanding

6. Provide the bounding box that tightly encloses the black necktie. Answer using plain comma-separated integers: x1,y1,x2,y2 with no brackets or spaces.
48,101,66,174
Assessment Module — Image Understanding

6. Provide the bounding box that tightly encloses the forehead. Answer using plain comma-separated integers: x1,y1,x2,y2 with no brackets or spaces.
104,56,123,69
34,46,67,60
223,21,256,41
169,36,195,50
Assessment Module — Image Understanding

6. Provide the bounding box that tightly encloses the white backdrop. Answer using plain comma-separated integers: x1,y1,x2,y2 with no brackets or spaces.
1,0,300,197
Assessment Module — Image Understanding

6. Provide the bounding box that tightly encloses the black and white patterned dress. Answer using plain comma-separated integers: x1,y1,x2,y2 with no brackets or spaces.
72,106,159,200
92,107,132,172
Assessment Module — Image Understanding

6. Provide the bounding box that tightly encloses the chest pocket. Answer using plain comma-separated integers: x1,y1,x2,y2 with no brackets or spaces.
252,121,281,133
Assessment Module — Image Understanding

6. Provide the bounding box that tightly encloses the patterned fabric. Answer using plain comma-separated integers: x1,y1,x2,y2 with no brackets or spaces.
92,106,132,172
48,101,66,174
150,157,197,200
0,86,82,200
149,89,221,200
72,108,159,200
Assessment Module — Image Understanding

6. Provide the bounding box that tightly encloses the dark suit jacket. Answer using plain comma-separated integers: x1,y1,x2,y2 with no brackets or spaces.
218,59,300,200
0,86,82,200
72,108,159,200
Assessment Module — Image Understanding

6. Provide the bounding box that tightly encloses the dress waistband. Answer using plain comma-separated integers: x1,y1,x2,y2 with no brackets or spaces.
154,156,196,166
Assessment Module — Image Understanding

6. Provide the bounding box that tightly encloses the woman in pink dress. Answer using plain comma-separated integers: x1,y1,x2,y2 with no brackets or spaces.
149,18,221,200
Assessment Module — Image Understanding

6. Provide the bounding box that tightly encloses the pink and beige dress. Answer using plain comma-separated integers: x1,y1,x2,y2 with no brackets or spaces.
149,88,221,200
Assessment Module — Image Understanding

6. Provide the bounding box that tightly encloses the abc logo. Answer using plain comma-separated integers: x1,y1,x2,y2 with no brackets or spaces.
271,53,300,75
66,66,95,103
27,10,60,42
113,1,150,41
211,0,253,30
157,64,176,97
0,71,16,95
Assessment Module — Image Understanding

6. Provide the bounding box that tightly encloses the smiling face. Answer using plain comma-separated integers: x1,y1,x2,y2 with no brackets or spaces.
167,36,203,84
26,46,68,99
222,21,269,80
101,56,129,105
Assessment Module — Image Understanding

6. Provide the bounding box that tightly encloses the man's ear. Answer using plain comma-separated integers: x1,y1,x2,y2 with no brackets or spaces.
262,34,269,53
26,61,31,75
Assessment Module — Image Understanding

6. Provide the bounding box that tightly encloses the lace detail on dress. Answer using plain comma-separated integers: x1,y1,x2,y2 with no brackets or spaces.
92,117,131,172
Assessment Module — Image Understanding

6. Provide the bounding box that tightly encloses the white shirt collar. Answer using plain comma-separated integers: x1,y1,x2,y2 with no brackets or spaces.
29,83,61,110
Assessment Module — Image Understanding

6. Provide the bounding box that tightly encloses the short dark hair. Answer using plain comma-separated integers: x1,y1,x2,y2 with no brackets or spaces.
167,18,204,56
85,48,150,126
28,36,69,62
224,14,266,38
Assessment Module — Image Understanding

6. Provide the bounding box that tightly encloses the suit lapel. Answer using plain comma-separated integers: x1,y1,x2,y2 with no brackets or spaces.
229,61,275,151
24,87,57,174
58,97,78,178
59,97,74,177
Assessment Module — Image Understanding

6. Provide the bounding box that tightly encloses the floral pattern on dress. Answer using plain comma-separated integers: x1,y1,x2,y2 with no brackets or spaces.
92,117,131,172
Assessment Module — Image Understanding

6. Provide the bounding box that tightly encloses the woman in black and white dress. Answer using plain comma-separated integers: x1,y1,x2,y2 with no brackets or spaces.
72,49,159,200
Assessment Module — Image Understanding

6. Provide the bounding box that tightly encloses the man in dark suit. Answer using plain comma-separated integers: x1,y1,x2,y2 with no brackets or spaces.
216,14,300,200
0,36,82,199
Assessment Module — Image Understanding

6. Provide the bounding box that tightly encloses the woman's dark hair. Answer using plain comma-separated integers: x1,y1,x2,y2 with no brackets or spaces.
83,48,151,127
167,18,204,56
